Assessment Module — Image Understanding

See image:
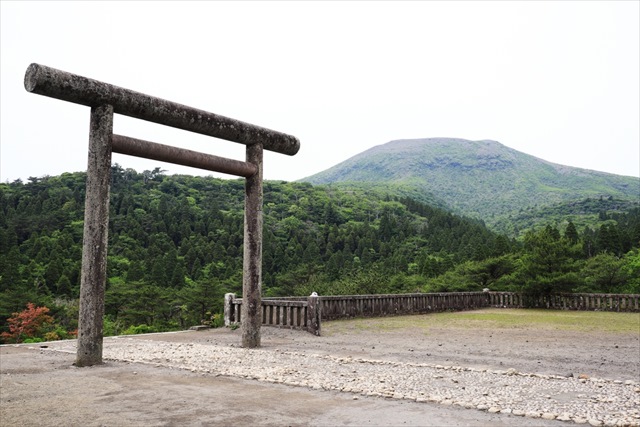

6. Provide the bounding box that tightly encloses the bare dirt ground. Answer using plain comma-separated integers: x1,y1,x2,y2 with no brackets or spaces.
1,310,638,426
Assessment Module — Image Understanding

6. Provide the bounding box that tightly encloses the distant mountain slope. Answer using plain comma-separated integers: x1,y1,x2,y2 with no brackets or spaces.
302,138,640,230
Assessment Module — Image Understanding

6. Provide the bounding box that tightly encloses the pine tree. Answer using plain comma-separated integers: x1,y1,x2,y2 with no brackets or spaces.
564,221,579,245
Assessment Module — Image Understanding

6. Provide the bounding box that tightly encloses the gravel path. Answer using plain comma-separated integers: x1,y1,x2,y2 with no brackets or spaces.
45,335,640,426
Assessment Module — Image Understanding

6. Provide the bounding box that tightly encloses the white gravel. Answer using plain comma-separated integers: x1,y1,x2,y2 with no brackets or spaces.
45,336,640,427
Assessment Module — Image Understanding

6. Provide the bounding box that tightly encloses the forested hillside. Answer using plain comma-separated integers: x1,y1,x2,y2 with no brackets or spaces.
496,197,640,237
1,167,638,343
0,167,502,341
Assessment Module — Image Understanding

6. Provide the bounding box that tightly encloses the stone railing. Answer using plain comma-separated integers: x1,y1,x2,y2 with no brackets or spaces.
223,291,639,337
488,292,640,312
319,292,488,321
223,292,487,336
224,294,321,336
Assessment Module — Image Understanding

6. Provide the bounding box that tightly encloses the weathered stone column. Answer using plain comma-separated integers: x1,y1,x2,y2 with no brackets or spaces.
306,294,321,336
241,143,263,348
76,104,113,367
224,293,235,327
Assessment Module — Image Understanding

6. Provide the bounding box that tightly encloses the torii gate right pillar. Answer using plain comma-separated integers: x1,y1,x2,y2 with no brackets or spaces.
241,142,264,348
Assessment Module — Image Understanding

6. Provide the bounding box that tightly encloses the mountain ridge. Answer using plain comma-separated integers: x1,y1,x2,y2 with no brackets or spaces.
302,138,639,232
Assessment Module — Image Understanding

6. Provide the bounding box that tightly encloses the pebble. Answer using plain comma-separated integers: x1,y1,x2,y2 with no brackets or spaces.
43,338,640,427
557,413,572,421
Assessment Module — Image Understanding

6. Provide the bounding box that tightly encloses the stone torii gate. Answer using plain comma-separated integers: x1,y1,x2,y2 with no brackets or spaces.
24,63,300,366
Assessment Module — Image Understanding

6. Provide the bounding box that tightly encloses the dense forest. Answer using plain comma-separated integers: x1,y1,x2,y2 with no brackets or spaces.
1,166,639,343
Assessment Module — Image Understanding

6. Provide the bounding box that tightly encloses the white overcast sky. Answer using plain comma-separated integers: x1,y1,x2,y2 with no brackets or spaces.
1,1,639,183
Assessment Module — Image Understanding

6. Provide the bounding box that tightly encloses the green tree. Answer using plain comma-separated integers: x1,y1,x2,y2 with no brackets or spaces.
597,224,622,256
564,221,579,245
178,275,224,326
518,227,582,298
580,253,628,293
621,249,640,293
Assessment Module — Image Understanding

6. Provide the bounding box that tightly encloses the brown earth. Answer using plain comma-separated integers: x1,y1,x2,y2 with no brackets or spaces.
1,311,638,426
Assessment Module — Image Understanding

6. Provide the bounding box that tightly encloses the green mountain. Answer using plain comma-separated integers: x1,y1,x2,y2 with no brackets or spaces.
302,138,640,234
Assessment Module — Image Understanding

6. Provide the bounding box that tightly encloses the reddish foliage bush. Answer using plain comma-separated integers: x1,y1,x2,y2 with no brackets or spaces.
0,303,54,343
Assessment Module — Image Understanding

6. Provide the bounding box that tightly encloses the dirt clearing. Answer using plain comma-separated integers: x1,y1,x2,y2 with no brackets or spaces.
1,309,638,426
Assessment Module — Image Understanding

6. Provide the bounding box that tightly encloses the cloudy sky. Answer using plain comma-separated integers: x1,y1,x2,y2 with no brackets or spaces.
1,1,639,183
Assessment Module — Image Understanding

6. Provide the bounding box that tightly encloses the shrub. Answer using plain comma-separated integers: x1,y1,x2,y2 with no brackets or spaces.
200,311,224,328
0,303,54,344
103,316,124,336
211,312,224,328
121,324,157,335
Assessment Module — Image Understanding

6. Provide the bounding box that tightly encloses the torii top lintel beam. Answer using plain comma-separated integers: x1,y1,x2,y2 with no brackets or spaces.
24,63,300,156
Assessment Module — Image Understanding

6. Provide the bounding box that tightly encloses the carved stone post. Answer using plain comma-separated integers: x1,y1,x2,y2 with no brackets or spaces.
241,143,263,348
224,293,235,326
306,295,321,336
76,104,113,367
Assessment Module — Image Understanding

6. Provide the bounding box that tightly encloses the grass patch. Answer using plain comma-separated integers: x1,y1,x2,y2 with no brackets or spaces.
323,308,640,335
